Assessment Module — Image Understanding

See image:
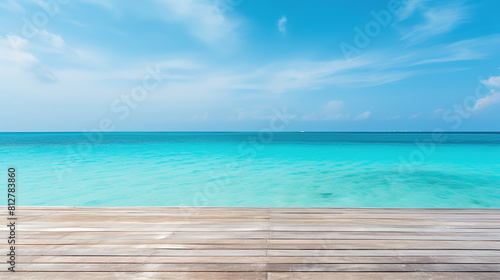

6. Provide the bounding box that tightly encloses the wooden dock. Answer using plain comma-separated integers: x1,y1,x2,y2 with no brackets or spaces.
2,207,500,279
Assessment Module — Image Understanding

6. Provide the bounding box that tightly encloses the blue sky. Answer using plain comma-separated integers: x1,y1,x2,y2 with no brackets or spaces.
1,0,499,131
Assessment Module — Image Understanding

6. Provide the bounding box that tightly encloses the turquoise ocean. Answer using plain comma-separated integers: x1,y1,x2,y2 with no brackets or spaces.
1,132,499,208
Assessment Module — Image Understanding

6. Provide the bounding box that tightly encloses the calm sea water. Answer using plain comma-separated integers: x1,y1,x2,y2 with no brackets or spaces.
1,132,499,208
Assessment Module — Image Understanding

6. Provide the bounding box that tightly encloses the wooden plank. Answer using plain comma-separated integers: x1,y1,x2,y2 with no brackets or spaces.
15,225,500,233
21,255,500,264
16,239,500,250
14,240,500,249
267,249,500,257
6,206,500,277
5,263,500,272
268,272,500,280
0,272,267,280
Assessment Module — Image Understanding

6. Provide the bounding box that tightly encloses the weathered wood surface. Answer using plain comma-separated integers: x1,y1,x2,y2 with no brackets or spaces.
1,207,500,279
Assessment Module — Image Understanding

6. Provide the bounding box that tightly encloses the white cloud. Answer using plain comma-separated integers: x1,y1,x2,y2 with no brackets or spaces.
472,75,500,112
483,75,500,88
167,49,450,96
8,29,70,54
6,35,29,50
155,0,242,43
230,35,500,93
324,100,343,110
278,15,287,35
473,92,500,112
0,36,36,65
409,112,422,119
353,111,370,120
225,51,442,93
0,30,79,83
227,56,379,93
40,30,66,49
396,0,427,22
79,0,242,44
408,35,500,66
400,3,468,45
0,35,57,82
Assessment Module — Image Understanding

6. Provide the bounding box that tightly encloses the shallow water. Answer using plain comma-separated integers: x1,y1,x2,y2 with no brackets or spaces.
1,132,499,207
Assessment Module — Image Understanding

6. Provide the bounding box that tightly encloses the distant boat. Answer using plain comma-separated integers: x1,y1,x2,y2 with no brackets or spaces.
300,131,305,133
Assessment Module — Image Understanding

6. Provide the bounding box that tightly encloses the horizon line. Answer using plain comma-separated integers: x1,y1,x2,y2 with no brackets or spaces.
1,131,500,133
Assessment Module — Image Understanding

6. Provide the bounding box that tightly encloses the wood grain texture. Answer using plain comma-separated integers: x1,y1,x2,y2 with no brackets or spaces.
1,207,499,279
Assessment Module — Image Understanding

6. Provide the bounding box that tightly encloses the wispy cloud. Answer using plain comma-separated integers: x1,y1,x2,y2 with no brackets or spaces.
39,30,66,49
396,0,427,22
0,0,25,12
432,108,444,118
165,35,500,96
78,0,242,44
156,0,242,43
4,1,490,93
240,32,500,92
353,111,370,120
409,112,422,119
0,35,58,82
410,34,500,65
278,15,287,35
399,2,468,45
